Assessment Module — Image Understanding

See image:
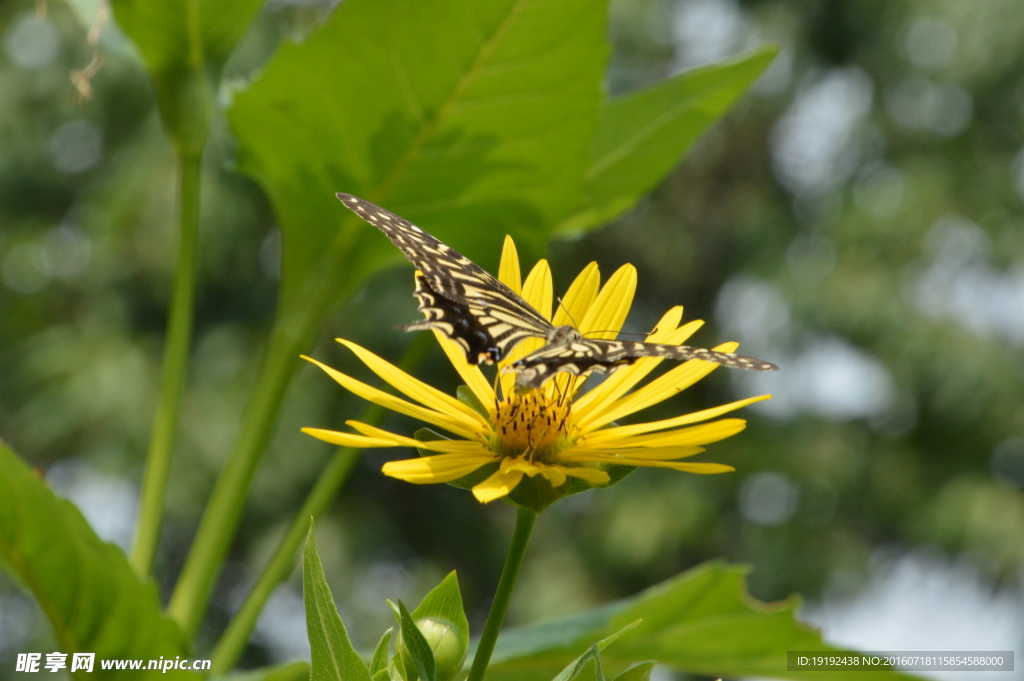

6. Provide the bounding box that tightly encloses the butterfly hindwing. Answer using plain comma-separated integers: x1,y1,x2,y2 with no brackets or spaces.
512,339,778,390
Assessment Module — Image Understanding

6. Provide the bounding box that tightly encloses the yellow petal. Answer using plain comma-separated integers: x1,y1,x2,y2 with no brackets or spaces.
501,456,539,474
301,428,397,448
662,462,734,474
522,259,553,321
304,355,484,441
578,342,740,432
560,466,610,484
537,466,567,487
561,445,705,461
578,264,636,340
498,235,522,293
582,419,747,449
472,468,525,503
432,330,495,407
345,421,490,453
500,259,553,396
338,339,487,426
566,452,735,474
580,395,771,444
549,262,602,396
383,453,497,483
553,261,600,327
551,262,601,395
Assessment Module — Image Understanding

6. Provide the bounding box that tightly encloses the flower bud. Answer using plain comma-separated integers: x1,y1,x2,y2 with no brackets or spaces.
396,617,467,681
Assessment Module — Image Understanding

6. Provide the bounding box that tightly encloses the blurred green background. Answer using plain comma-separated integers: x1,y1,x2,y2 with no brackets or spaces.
2,0,1023,678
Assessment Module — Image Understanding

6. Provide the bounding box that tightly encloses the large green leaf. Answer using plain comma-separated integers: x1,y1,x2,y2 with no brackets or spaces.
0,442,194,680
228,0,609,329
484,562,920,681
110,0,263,152
557,46,779,234
303,523,371,681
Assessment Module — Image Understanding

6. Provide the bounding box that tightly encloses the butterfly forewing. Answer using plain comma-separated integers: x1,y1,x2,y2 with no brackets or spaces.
337,193,552,363
406,273,552,362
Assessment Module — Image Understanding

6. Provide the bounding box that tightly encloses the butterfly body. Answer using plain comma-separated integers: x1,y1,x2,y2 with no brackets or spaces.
336,193,778,391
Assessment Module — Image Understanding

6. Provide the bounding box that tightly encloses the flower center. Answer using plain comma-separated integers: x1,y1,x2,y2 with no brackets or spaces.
490,390,574,462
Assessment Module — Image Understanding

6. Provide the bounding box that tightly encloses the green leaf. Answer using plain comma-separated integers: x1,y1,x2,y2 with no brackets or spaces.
213,661,311,681
0,442,194,680
484,562,920,681
303,522,370,681
610,662,655,681
227,0,609,359
110,0,262,153
398,599,436,681
557,45,780,234
550,623,640,681
411,572,470,651
370,629,395,676
385,659,407,681
551,645,605,681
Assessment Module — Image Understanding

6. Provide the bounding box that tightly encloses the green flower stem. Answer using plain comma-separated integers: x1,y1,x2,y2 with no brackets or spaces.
166,215,367,640
209,335,431,673
166,312,309,639
209,445,360,673
467,506,537,681
130,150,203,576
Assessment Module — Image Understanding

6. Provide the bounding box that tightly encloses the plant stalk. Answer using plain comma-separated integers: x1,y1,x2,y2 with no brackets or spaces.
209,446,359,673
467,506,536,681
165,214,366,639
130,150,203,576
209,334,430,672
166,315,307,638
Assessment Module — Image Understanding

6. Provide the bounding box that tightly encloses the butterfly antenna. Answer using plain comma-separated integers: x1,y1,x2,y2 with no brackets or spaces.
554,290,581,329
582,329,657,338
492,367,504,404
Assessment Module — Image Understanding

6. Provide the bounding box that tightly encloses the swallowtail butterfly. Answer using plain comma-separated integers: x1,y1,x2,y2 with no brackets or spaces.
337,193,778,391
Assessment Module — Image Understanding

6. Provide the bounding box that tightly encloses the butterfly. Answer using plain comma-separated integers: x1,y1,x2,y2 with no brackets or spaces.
336,193,778,391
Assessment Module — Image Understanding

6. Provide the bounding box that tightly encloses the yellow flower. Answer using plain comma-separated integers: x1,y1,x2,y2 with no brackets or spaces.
302,237,770,510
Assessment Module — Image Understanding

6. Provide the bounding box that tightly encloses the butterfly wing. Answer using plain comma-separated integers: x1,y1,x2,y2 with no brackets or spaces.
512,338,778,390
405,272,556,363
509,338,630,391
337,193,553,363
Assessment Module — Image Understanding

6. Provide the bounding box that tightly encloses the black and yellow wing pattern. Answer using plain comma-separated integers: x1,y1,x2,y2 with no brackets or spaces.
336,193,778,389
510,337,777,391
337,193,553,364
